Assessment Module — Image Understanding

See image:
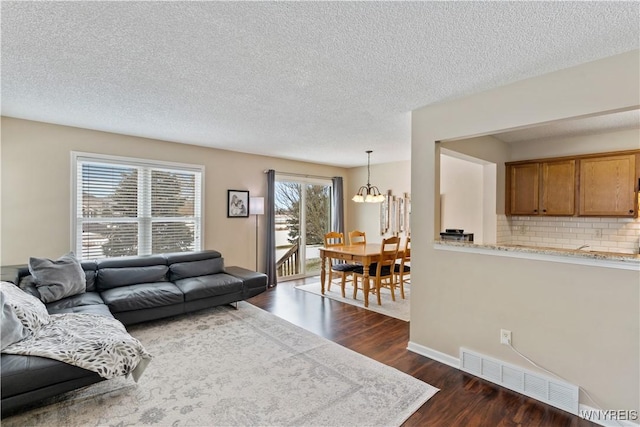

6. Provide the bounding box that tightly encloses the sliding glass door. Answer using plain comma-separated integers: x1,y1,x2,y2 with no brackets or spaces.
274,176,332,280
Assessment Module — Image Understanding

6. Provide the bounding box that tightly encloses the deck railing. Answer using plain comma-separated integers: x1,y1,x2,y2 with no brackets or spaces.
276,236,300,277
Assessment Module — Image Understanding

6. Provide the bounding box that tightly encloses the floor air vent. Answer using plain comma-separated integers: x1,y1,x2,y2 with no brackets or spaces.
459,347,579,415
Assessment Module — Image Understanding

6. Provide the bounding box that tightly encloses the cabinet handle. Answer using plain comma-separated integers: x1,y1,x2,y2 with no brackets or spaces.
542,209,547,213
630,210,634,214
533,209,538,213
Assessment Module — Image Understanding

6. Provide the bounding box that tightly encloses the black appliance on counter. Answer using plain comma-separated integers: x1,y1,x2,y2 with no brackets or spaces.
440,229,474,242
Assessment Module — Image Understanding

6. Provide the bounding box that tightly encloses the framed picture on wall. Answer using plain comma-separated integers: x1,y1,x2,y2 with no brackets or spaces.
227,190,249,218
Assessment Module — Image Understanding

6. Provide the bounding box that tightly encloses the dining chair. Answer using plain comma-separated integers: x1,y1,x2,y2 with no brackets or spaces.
348,230,367,246
394,236,410,299
323,231,358,297
352,236,401,305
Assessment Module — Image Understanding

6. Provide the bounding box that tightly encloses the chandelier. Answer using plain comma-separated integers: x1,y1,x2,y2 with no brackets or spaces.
352,150,385,203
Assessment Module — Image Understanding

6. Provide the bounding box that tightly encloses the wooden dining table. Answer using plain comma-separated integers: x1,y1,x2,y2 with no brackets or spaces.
319,243,403,308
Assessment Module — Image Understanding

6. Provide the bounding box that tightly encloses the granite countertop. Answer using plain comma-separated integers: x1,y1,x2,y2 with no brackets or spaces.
435,240,640,264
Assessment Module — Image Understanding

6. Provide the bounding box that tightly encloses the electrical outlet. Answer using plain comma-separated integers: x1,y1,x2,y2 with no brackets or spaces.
500,329,512,345
594,228,602,238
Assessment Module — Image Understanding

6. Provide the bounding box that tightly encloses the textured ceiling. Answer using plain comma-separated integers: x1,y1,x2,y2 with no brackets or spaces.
1,2,639,167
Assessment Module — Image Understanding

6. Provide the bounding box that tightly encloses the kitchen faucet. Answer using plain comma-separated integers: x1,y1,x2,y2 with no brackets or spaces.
576,244,590,251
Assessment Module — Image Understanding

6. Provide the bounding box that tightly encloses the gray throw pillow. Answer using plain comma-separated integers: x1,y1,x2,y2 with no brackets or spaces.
0,290,29,350
29,252,86,303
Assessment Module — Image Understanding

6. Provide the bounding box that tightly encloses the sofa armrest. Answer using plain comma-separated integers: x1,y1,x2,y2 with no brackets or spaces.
0,265,25,284
225,266,268,299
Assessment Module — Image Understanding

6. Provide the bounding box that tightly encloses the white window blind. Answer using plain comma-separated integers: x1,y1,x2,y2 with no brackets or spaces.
73,153,203,260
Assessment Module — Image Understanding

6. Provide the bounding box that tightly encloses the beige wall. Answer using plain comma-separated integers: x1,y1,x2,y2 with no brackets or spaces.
508,127,640,161
440,135,510,217
439,154,484,243
411,49,640,412
0,117,348,268
346,160,411,243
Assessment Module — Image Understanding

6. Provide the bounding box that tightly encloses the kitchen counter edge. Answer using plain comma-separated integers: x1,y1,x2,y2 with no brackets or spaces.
434,240,640,271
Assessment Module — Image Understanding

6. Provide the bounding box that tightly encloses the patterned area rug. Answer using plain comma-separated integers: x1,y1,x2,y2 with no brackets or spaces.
296,279,410,321
3,302,436,427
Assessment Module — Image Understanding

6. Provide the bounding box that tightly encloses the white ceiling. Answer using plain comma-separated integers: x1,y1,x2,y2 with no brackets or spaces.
1,2,639,167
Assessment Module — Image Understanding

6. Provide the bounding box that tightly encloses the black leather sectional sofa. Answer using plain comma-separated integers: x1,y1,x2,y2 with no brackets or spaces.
1,250,267,418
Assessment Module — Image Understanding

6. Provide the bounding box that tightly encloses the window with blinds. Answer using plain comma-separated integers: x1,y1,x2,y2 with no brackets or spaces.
73,153,203,260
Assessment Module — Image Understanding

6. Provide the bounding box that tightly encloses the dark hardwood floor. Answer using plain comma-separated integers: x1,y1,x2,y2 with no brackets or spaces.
247,277,596,427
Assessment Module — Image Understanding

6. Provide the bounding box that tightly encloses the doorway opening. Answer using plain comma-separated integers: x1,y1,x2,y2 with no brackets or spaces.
440,148,497,245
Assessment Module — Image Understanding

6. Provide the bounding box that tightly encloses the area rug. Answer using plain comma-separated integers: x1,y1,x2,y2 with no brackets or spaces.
296,279,410,321
3,302,436,427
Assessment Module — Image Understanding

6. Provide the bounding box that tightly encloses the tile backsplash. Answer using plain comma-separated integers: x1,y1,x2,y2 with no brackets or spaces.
497,215,640,254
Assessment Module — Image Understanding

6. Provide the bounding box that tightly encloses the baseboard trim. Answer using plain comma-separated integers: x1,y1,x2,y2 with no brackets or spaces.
578,404,640,427
406,341,459,368
406,342,639,427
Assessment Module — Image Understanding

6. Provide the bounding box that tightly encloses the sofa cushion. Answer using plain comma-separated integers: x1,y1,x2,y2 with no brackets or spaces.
0,282,50,332
164,250,222,264
47,303,113,317
28,253,86,303
1,291,28,350
45,292,106,312
173,274,243,302
97,265,169,291
100,282,183,312
1,354,100,398
81,261,98,292
96,254,167,269
169,257,225,281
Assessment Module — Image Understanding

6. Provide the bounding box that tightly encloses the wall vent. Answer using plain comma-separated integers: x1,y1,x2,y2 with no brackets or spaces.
459,347,579,415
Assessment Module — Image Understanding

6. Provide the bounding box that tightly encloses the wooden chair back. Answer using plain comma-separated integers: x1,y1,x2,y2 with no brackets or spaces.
376,236,401,277
403,236,411,262
348,230,367,246
324,231,345,248
352,236,401,305
396,236,411,299
323,231,356,297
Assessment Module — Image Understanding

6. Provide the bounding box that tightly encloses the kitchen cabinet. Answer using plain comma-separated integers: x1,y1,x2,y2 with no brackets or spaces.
506,160,575,216
507,163,539,215
579,153,637,216
541,160,576,215
506,150,639,218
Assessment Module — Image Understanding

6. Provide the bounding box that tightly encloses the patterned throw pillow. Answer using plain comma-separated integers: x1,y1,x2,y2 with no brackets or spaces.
0,281,50,332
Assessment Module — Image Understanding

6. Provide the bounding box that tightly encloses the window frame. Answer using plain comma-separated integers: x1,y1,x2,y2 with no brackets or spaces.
71,152,205,260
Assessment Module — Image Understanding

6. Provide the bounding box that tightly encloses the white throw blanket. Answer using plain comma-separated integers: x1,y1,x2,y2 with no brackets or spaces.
3,312,152,381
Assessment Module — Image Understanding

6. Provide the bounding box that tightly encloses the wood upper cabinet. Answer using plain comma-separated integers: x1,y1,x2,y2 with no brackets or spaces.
506,150,639,218
507,163,539,215
506,160,575,216
579,154,637,216
541,160,576,215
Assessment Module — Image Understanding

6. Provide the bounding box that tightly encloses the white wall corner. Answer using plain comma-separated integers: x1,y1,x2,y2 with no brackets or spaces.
407,341,459,368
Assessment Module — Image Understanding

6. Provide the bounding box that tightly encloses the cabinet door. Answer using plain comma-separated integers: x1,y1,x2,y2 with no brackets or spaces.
579,154,637,216
508,163,539,215
541,160,575,215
